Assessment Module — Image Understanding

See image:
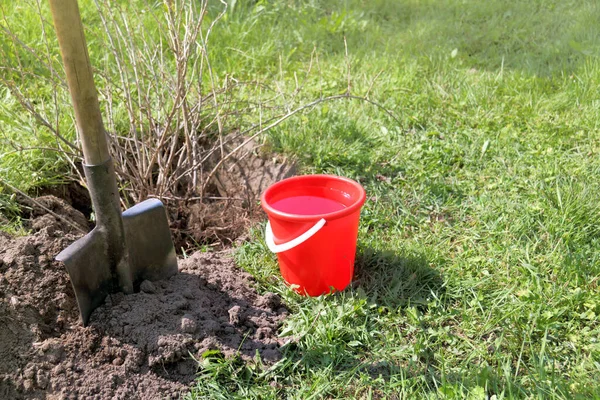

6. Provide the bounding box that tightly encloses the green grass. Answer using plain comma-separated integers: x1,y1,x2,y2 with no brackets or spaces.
189,0,600,398
3,0,600,398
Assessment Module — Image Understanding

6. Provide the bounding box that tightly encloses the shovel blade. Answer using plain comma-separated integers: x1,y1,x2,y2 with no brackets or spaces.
57,198,177,326
56,227,114,325
122,198,178,283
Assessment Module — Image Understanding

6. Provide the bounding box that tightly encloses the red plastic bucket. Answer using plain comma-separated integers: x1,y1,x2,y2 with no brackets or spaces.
261,174,366,296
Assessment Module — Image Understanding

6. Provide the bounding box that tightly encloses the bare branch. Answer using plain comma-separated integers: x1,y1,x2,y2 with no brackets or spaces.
0,179,88,235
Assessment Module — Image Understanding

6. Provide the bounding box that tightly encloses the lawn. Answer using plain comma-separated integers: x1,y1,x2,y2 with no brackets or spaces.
2,0,600,398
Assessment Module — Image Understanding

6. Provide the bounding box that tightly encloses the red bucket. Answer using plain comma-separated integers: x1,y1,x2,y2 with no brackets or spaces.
261,174,366,296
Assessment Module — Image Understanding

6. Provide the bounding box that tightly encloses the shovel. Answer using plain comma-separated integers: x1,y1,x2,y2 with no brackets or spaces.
49,0,178,325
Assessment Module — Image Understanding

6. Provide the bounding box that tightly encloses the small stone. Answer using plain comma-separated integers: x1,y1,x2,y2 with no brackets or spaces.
112,357,124,366
52,365,65,375
256,327,273,340
140,280,156,294
228,306,241,326
9,296,19,307
224,326,235,334
182,289,194,299
24,367,35,379
202,319,219,335
180,315,197,333
23,379,34,392
36,369,49,389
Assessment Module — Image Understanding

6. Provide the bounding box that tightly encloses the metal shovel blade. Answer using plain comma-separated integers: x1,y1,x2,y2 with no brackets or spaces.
122,199,178,283
56,227,114,325
57,199,177,325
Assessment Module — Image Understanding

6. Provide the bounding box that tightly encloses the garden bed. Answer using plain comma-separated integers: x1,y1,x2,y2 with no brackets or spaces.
0,189,287,399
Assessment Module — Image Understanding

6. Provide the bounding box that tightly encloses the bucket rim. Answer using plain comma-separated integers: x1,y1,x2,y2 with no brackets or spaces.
260,174,366,222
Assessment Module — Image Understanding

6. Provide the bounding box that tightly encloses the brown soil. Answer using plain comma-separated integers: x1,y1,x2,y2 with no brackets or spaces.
34,181,93,220
0,196,288,400
169,200,253,251
24,138,295,254
169,137,296,251
210,137,296,203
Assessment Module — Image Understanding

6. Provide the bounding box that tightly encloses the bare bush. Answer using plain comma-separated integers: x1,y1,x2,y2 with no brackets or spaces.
93,0,225,202
1,0,395,245
1,0,311,203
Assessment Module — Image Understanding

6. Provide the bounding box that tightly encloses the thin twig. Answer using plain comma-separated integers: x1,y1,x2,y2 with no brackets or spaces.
201,93,401,195
0,22,65,86
344,36,351,95
0,179,88,235
365,68,384,99
0,78,80,154
1,146,81,159
148,194,244,202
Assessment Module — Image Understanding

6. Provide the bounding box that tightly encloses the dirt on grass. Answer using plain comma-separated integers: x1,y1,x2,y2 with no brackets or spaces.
0,196,288,400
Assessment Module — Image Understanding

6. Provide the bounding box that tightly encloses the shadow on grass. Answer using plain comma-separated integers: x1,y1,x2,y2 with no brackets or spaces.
353,246,446,310
277,247,450,394
332,0,598,76
190,247,549,398
88,268,286,388
222,0,599,77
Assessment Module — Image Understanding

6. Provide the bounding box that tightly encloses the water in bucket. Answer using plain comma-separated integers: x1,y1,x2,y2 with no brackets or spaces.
271,196,346,215
261,175,366,296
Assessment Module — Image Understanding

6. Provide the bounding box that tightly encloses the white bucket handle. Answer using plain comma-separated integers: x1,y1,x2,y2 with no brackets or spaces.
265,218,326,253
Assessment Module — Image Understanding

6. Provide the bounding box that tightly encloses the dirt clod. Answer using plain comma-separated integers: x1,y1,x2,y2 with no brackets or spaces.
0,196,288,399
228,305,242,326
139,280,156,294
180,314,197,333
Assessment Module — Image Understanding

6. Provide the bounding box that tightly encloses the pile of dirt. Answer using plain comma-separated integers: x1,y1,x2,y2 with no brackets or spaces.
34,181,93,221
0,196,288,399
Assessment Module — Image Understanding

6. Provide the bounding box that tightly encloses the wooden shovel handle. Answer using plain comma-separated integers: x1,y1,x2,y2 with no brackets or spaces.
49,0,110,165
